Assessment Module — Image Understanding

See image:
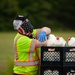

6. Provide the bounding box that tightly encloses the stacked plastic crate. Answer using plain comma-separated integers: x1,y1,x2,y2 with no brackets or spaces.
40,47,63,75
63,47,75,75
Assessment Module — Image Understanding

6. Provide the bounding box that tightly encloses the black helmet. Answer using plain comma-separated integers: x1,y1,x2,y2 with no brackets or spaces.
13,15,34,33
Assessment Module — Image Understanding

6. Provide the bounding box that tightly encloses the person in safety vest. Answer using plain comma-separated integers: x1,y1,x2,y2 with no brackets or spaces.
13,15,51,75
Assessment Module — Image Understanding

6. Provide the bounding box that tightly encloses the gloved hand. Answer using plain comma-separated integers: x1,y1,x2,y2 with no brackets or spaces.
38,31,47,42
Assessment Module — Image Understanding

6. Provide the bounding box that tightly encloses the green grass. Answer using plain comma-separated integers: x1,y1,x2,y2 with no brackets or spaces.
0,32,16,75
0,31,75,75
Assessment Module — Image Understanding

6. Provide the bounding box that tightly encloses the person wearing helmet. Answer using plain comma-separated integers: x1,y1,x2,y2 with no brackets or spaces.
13,15,51,75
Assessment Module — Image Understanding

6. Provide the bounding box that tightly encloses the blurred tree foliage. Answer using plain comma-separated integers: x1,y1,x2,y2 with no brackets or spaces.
0,0,19,31
0,0,75,31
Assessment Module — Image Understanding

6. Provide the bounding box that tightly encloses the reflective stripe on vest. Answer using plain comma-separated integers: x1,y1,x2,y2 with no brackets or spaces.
30,39,36,52
14,60,39,66
37,29,40,35
14,36,22,60
30,39,36,61
36,29,40,38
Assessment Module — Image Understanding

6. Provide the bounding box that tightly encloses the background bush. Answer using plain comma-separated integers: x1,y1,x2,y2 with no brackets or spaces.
0,0,75,31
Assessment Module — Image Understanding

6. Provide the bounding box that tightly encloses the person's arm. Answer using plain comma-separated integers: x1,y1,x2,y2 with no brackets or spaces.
35,27,51,47
35,39,47,47
38,27,51,42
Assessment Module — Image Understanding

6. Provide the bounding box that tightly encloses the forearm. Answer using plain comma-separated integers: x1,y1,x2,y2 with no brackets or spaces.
35,40,47,47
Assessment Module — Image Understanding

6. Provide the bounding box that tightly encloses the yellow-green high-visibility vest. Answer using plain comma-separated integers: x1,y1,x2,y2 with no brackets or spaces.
13,29,41,75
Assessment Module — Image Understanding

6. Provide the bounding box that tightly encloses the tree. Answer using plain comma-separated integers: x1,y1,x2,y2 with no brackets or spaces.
0,0,19,31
